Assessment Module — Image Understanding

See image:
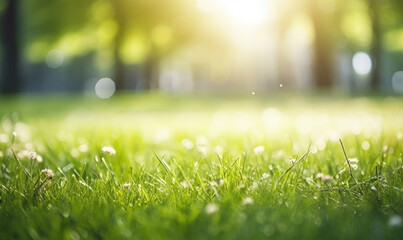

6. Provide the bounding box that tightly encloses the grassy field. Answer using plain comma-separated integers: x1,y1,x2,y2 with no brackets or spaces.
0,92,403,239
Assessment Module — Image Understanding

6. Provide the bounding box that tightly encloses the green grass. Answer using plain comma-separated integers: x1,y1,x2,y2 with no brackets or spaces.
1,92,403,239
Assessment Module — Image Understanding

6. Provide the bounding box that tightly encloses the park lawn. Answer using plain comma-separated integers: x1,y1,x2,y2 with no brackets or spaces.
0,92,403,239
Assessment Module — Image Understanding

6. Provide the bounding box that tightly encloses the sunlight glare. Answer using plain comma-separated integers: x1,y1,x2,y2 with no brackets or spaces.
219,0,267,27
217,0,270,27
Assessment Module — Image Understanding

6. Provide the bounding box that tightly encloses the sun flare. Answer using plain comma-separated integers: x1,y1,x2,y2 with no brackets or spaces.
197,0,276,27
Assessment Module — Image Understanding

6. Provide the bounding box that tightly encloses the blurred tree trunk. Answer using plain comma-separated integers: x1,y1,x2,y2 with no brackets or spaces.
368,0,381,90
276,18,293,88
309,0,333,88
144,50,159,90
1,0,20,94
112,0,126,91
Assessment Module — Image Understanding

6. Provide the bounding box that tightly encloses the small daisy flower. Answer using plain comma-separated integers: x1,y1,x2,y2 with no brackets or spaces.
351,164,358,170
41,169,54,180
315,173,333,182
102,146,116,155
349,158,358,164
123,183,131,190
209,181,218,187
28,150,38,161
261,173,270,180
181,181,189,189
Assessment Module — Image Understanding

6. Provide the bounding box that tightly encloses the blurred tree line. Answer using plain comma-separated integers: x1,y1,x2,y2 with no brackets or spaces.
1,0,403,94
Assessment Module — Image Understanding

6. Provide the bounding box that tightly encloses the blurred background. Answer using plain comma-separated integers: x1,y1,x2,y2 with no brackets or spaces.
1,0,403,97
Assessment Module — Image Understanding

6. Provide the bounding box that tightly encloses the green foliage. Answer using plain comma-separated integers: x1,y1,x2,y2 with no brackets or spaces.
0,93,403,239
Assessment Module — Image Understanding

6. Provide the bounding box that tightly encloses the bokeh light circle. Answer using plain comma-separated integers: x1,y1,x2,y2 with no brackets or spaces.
46,49,64,68
352,52,372,75
95,78,116,99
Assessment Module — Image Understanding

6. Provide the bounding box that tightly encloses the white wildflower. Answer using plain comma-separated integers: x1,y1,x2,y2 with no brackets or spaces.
254,146,265,155
41,169,54,180
250,182,259,190
315,173,333,182
123,183,131,190
209,181,218,187
102,146,116,155
181,181,189,189
205,203,219,214
370,186,377,191
28,150,42,162
338,168,346,174
289,157,296,165
351,164,358,170
388,215,402,228
242,197,254,205
261,173,270,180
219,179,224,186
349,158,358,164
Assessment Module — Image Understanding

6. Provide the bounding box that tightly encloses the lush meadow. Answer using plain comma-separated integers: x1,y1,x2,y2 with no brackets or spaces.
0,93,402,239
